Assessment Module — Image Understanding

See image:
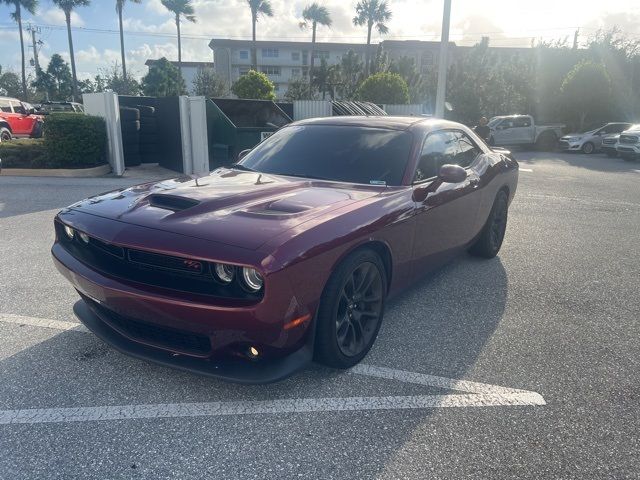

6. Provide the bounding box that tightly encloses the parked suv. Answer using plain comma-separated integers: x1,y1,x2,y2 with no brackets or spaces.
559,122,632,154
38,101,84,113
616,125,640,161
0,96,44,140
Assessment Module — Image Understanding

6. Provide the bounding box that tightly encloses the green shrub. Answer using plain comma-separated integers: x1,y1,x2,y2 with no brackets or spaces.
357,72,410,105
231,70,276,100
43,113,107,168
0,139,47,168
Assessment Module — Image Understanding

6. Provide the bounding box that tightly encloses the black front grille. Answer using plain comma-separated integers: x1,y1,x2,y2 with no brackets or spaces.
55,221,261,301
558,140,570,149
619,135,638,144
85,296,212,356
602,138,617,145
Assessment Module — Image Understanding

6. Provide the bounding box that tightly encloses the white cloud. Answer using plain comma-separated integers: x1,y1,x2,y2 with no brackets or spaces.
38,8,86,28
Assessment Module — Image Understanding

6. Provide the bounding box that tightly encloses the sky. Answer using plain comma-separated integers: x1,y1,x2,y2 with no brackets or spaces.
1,0,639,81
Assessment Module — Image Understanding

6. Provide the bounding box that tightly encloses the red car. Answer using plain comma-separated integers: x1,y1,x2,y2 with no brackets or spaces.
52,117,518,383
0,96,44,141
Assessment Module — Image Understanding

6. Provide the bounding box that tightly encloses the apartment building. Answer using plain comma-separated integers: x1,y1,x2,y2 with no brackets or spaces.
210,39,373,98
144,60,214,93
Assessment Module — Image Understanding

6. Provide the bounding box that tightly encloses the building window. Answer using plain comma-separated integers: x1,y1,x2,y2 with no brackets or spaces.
421,51,434,66
291,68,301,77
239,50,249,60
291,51,300,61
261,66,281,76
262,48,279,58
239,66,250,76
312,51,330,60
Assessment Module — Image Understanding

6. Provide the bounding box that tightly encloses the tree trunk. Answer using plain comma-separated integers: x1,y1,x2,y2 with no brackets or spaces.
365,21,372,76
65,10,78,102
118,5,127,84
16,4,27,100
251,13,257,71
309,22,316,99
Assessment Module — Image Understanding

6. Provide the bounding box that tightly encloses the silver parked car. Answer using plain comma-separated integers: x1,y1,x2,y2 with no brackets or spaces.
558,122,631,154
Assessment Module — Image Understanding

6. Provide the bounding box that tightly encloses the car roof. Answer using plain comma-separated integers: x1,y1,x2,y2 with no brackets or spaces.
290,116,463,133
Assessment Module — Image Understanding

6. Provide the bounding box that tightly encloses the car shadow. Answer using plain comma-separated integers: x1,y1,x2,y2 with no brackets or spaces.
0,252,509,477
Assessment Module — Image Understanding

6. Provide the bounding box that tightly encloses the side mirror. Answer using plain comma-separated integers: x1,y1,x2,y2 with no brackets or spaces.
237,149,251,160
438,164,467,183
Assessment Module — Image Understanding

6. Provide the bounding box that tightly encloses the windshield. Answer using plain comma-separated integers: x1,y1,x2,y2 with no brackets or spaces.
238,125,414,186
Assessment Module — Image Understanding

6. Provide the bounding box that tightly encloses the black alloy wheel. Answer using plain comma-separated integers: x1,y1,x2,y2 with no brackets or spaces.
335,262,384,357
315,249,387,368
469,190,509,259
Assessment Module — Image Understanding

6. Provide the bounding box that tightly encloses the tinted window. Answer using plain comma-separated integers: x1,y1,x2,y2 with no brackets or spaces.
0,99,12,113
414,131,457,182
454,131,482,167
11,101,26,114
240,125,413,186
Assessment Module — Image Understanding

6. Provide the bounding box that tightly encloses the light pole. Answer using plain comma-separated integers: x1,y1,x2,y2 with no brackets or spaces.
434,0,451,118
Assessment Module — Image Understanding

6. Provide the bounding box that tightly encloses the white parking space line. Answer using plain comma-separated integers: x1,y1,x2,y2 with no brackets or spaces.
0,392,545,425
0,313,546,423
0,313,88,333
519,168,534,172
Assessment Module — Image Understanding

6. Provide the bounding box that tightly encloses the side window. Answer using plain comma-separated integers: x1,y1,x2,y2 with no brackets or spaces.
414,131,458,182
613,124,629,133
513,117,531,128
499,119,514,129
453,131,482,168
0,100,12,113
12,101,26,114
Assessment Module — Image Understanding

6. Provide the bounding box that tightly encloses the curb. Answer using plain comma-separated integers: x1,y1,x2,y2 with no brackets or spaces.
0,164,111,178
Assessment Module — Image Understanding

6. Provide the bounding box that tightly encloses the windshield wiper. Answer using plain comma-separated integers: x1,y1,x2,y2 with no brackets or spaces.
282,172,335,181
231,164,256,172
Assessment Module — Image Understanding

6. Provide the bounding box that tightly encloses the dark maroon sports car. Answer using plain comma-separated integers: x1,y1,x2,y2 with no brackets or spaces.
52,116,518,383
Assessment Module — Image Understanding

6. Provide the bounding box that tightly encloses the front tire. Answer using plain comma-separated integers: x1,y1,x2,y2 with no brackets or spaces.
469,191,509,259
314,249,387,368
0,127,11,142
581,142,595,154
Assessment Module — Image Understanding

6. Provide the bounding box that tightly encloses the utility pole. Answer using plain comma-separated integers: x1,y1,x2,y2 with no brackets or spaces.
27,24,42,75
434,0,452,118
572,29,579,50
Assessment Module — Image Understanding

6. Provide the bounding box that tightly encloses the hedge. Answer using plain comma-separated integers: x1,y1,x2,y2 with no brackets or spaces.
43,113,107,168
0,139,47,168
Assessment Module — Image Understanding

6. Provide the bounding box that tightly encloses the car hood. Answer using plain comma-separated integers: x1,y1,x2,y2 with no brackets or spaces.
68,168,381,250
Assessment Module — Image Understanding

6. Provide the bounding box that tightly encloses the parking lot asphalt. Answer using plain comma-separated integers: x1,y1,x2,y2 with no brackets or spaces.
1,152,639,479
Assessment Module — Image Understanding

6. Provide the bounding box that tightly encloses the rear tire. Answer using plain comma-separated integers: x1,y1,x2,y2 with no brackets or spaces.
469,191,509,259
314,249,387,369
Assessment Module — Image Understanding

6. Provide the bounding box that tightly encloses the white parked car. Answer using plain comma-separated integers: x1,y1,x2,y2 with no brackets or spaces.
488,114,565,151
616,124,640,161
558,123,632,154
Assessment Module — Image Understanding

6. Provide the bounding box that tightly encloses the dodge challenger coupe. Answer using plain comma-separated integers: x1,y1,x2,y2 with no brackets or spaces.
52,116,518,383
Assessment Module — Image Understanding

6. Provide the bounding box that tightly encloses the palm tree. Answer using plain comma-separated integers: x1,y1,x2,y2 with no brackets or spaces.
2,0,38,100
299,3,331,90
116,0,141,84
52,0,90,101
247,0,273,71
160,0,196,76
353,0,391,76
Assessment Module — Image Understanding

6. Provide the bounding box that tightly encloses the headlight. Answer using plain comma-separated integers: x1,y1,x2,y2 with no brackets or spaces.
241,267,263,292
63,225,75,239
213,263,235,284
78,232,90,244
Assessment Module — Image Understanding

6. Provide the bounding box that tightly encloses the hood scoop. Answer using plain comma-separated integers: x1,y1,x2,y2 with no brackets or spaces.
148,194,200,212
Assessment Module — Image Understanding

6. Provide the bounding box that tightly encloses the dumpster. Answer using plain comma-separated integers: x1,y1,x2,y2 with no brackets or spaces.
207,98,292,165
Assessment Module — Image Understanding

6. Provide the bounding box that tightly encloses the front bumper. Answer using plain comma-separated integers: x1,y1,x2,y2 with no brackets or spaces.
558,139,583,151
74,298,313,383
52,237,316,383
616,144,640,157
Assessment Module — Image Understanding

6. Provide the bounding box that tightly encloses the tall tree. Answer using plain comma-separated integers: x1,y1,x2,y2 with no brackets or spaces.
31,53,73,100
115,0,141,83
353,0,391,76
141,57,186,97
247,0,273,70
2,0,38,100
299,3,331,93
160,0,196,76
52,0,90,102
